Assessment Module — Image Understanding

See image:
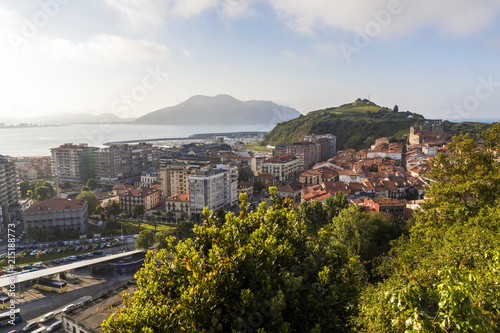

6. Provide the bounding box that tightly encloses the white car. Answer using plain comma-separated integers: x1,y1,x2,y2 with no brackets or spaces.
39,311,55,323
62,303,75,313
22,321,39,331
48,320,62,332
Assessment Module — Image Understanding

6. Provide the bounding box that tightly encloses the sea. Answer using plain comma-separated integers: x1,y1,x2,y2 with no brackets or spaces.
0,123,272,157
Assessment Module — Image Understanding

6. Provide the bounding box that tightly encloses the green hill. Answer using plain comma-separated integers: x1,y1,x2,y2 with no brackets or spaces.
261,99,424,150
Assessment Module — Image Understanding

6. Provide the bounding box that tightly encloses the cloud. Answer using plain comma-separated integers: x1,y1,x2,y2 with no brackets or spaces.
39,34,170,64
267,0,500,38
102,0,168,35
181,48,194,59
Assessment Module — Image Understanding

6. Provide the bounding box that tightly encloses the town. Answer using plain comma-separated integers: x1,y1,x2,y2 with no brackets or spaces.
0,121,456,332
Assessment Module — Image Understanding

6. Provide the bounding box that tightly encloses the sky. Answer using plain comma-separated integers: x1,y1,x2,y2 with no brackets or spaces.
0,0,500,122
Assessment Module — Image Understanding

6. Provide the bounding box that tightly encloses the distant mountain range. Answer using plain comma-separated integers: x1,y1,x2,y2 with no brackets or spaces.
133,94,301,125
0,113,135,125
0,95,301,126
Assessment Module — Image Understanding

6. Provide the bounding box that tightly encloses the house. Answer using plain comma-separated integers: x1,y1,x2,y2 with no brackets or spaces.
364,198,407,218
165,193,190,219
276,183,302,202
119,187,160,212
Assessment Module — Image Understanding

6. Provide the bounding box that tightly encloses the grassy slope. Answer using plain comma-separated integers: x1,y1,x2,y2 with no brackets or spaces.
261,100,424,150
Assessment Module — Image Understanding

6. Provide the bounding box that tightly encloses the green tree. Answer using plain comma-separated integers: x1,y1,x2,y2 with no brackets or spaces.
86,178,98,190
135,230,155,249
76,191,99,214
27,189,33,199
296,199,328,234
253,178,263,194
81,185,90,192
356,130,500,332
324,192,349,220
106,201,123,220
166,220,195,241
238,165,249,182
393,105,399,113
19,181,30,197
35,185,51,201
131,203,146,220
103,190,363,332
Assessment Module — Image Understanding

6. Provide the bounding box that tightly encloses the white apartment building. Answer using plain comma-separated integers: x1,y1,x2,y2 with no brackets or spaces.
261,154,300,182
188,165,238,217
24,198,88,234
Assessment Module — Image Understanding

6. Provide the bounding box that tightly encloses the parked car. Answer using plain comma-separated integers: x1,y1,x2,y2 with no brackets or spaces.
39,311,55,323
52,259,60,264
33,263,43,268
47,320,62,332
63,241,69,246
57,241,64,246
22,321,39,331
68,256,77,261
76,254,85,260
62,304,75,313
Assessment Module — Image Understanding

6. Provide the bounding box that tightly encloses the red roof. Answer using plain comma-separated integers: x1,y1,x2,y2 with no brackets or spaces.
25,198,86,213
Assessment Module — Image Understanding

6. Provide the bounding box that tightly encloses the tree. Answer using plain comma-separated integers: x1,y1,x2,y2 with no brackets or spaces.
393,105,399,113
324,192,349,220
253,178,263,194
27,190,33,199
86,178,98,190
131,203,146,220
35,186,51,201
237,165,249,182
356,130,500,332
96,205,103,215
103,190,363,332
106,201,123,220
19,181,30,197
76,191,99,214
296,199,328,234
135,230,155,249
166,220,195,241
81,185,90,192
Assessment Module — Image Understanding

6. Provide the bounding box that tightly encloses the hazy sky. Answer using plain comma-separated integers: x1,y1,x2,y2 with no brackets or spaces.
1,0,499,121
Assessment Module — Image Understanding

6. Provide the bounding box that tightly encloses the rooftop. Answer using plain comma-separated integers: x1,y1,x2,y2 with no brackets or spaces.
25,198,86,213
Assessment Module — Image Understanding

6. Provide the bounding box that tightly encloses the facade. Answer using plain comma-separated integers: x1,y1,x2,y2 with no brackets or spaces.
261,155,300,182
364,198,407,218
165,193,190,219
95,143,159,186
0,155,18,207
158,163,197,199
286,142,319,169
51,143,99,184
189,165,238,216
134,167,159,188
304,134,337,159
119,187,160,212
24,198,88,234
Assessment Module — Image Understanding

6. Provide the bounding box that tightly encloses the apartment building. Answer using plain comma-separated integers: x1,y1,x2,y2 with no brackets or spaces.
304,134,337,159
188,165,238,217
261,154,300,182
286,142,320,169
24,198,88,233
0,155,18,207
95,143,159,186
51,143,99,184
119,187,161,212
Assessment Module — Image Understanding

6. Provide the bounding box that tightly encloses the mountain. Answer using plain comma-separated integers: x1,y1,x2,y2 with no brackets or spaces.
133,94,301,126
261,99,425,151
19,113,135,124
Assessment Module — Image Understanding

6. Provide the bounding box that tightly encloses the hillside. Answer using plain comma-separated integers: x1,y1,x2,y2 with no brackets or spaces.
261,99,424,150
134,94,300,126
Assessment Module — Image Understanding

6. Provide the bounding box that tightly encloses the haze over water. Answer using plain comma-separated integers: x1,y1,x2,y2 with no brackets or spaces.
0,124,269,157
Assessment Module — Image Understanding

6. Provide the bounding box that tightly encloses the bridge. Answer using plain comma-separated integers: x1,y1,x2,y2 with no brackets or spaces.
0,250,144,288
103,131,268,146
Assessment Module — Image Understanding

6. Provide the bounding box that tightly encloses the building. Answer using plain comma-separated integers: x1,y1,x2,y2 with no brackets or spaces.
51,143,99,185
0,155,18,207
158,163,200,199
364,198,407,218
134,167,159,188
276,183,302,202
261,155,300,182
188,165,238,217
409,125,452,146
119,187,160,212
165,193,190,219
286,142,319,169
63,281,136,333
95,143,159,186
304,134,337,159
24,198,88,234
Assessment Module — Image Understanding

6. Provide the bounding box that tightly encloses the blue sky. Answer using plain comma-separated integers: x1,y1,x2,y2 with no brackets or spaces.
1,0,499,122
